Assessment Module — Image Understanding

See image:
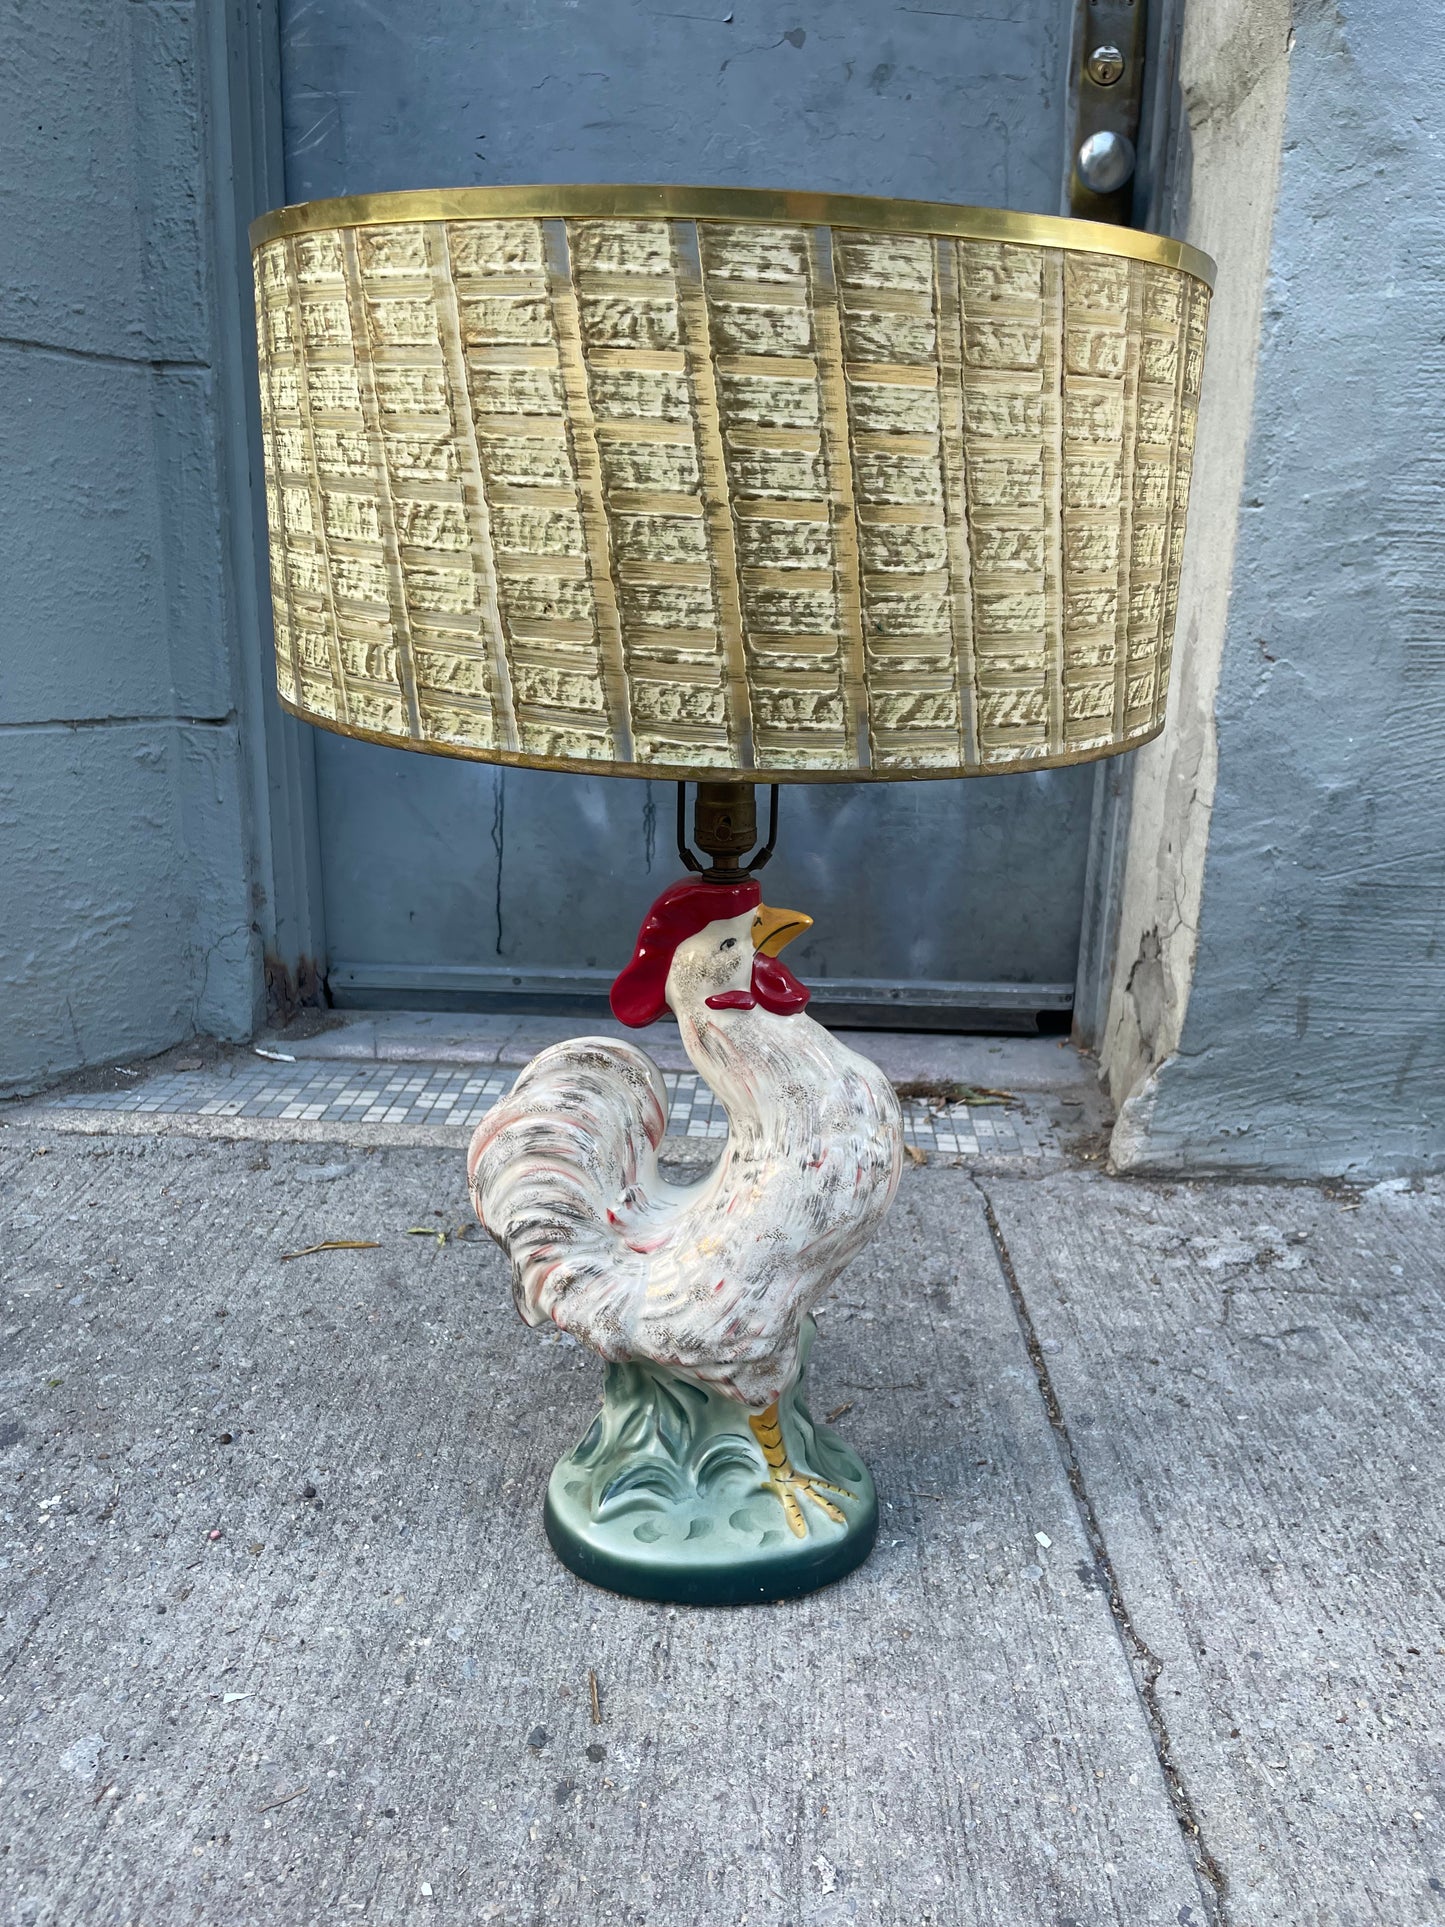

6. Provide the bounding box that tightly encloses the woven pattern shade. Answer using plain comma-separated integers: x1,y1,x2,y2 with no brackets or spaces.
252,190,1211,780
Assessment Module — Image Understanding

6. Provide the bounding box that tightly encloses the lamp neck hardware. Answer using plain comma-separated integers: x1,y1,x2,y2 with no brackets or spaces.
676,782,780,883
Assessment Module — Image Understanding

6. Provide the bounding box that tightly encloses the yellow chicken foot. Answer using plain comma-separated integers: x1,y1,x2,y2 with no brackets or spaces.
748,1401,853,1537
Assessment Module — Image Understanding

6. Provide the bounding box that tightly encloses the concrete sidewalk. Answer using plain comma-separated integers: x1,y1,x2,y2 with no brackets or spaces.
0,1069,1439,1923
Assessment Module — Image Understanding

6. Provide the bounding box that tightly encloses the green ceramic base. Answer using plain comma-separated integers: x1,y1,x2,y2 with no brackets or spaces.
543,1319,877,1606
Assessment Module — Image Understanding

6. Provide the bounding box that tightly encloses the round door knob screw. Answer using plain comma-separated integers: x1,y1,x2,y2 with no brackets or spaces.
1086,43,1126,86
1077,128,1136,194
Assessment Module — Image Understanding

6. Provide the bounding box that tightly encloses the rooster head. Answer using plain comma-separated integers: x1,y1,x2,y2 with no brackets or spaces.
609,877,813,1028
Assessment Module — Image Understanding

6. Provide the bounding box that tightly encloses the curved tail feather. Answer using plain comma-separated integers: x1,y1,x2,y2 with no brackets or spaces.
467,1039,666,1347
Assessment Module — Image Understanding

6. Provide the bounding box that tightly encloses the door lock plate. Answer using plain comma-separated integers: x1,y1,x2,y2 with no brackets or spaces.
1070,0,1148,225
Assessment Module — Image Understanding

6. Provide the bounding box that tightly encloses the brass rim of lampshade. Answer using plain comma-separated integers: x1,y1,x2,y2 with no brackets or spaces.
275,692,1167,784
248,182,1216,288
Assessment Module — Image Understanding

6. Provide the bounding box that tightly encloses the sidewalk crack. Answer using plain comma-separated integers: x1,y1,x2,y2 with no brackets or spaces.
976,1180,1230,1925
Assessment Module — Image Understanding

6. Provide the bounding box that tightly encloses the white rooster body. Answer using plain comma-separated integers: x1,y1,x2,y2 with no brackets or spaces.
468,901,902,1411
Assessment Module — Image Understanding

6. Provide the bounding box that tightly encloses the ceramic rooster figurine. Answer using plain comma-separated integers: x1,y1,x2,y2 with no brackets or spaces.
468,876,902,1604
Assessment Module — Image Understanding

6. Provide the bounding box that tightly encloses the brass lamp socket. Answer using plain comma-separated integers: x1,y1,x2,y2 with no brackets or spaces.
693,782,758,877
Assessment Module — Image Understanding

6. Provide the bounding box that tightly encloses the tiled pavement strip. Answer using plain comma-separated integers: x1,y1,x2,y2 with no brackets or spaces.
27,1057,1048,1160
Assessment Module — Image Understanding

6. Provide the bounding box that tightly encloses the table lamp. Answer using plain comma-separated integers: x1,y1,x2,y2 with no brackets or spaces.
250,185,1212,1604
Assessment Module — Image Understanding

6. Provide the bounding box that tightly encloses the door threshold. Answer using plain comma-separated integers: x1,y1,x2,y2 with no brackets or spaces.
325,962,1073,1035
251,1009,1097,1097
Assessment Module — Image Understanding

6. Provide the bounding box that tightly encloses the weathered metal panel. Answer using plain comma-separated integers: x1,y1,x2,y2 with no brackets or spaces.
279,0,1103,1011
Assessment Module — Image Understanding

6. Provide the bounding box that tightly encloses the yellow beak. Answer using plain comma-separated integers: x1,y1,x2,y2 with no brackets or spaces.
752,903,813,957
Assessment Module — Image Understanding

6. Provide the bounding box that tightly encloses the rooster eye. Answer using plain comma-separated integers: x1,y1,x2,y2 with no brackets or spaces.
720,937,738,952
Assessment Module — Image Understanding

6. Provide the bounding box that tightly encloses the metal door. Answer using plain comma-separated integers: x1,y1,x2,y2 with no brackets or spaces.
278,0,1092,1026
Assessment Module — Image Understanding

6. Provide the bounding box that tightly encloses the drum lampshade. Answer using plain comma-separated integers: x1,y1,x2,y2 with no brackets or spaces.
249,185,1213,782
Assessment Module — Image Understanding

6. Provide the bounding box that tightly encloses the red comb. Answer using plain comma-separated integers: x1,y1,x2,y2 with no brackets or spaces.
610,877,760,1028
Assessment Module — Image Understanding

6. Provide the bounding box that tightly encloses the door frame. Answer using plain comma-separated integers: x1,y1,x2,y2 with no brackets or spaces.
220,0,1190,1036
205,0,328,1020
1068,0,1189,1047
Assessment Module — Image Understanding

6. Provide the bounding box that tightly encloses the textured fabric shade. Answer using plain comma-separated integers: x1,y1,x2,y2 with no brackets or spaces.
250,185,1213,781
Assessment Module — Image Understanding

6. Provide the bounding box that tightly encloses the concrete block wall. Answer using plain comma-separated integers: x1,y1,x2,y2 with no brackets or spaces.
1106,0,1445,1178
0,1,262,1093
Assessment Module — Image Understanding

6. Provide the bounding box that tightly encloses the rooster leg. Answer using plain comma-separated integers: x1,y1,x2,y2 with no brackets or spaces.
748,1402,852,1537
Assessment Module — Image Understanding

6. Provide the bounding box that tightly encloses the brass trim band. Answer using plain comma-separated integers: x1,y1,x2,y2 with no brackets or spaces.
249,183,1216,289
277,693,1167,785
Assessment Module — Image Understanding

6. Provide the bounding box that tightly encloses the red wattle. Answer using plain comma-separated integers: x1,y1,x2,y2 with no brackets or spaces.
705,989,756,1011
703,957,809,1017
753,953,810,1016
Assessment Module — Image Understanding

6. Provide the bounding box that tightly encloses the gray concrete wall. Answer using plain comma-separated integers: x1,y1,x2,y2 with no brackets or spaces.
0,2,263,1094
1109,0,1445,1178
